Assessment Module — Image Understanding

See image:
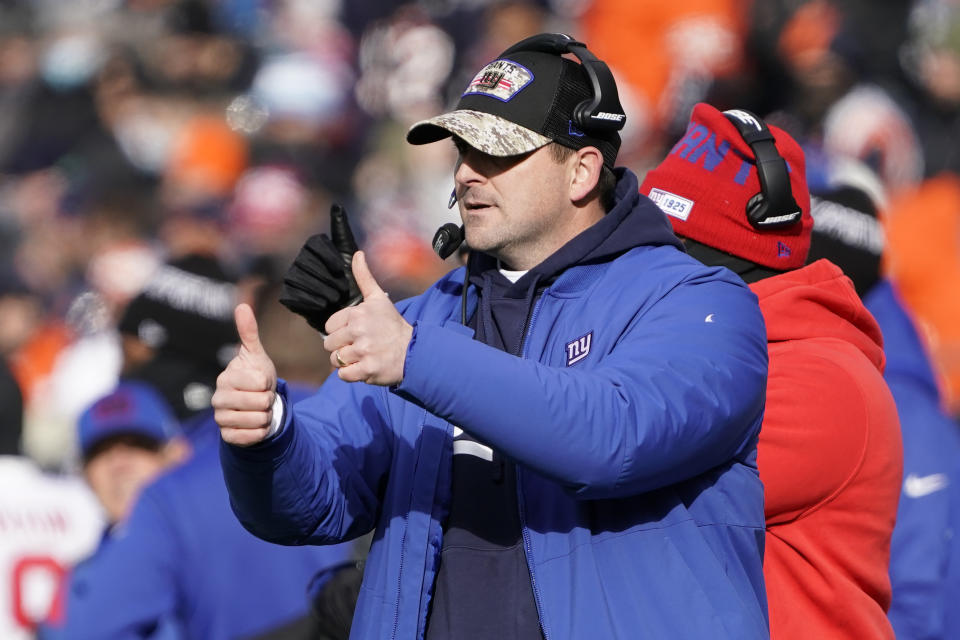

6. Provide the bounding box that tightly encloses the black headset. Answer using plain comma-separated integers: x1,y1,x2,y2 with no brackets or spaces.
500,33,626,135
721,109,802,229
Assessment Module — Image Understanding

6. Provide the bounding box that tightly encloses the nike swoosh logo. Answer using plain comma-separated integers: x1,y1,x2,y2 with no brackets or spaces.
903,473,949,498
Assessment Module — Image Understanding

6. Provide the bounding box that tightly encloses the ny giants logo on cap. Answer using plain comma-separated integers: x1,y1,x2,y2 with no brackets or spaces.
93,393,134,421
463,59,534,102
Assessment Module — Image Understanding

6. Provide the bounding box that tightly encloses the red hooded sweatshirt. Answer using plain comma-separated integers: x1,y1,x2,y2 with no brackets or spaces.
751,259,903,639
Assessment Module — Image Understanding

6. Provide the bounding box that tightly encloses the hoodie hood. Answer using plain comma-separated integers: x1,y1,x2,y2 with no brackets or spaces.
467,168,682,292
864,279,942,399
749,259,885,371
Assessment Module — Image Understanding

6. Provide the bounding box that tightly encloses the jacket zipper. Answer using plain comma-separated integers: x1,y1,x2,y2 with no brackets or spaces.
392,525,407,640
517,291,551,640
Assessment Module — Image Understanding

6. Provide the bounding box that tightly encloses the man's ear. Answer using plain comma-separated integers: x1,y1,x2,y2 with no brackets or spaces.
569,146,604,203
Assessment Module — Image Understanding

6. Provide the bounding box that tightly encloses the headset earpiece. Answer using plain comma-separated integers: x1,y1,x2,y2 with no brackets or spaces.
722,109,802,230
500,33,626,136
746,193,767,223
565,43,625,134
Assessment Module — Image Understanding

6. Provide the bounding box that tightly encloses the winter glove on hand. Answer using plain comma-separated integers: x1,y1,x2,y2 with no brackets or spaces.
279,204,362,333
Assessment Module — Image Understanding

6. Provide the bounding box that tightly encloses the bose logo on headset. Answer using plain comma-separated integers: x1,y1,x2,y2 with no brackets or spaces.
593,112,626,122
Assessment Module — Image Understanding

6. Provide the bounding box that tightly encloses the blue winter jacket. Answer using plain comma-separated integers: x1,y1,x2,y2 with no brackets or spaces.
58,413,352,640
221,170,771,640
867,280,960,640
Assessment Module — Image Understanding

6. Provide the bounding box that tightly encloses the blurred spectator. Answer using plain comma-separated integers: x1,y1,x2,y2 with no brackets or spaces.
226,165,321,263
0,355,103,639
162,114,247,206
56,254,353,639
899,0,960,175
752,1,925,196
39,382,185,640
0,3,37,169
0,261,43,359
821,85,925,194
119,254,238,426
364,227,453,300
0,354,24,455
76,381,184,527
20,188,162,470
132,0,257,96
809,168,960,640
1,258,78,469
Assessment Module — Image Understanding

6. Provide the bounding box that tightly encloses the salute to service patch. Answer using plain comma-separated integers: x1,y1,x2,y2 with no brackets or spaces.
464,59,534,102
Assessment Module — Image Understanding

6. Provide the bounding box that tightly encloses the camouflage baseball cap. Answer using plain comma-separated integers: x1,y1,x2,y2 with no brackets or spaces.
407,46,621,167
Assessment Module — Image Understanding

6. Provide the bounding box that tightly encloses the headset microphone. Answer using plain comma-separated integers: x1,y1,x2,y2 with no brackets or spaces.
432,223,464,259
448,188,458,209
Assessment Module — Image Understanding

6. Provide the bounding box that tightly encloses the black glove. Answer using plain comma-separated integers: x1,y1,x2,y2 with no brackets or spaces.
279,204,362,333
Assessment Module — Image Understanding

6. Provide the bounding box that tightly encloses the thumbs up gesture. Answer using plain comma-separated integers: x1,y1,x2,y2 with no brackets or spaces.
213,304,279,446
323,251,414,386
279,204,362,334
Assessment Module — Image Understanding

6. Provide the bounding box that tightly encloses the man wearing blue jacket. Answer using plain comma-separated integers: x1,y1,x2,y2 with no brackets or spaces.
55,257,353,640
215,34,771,639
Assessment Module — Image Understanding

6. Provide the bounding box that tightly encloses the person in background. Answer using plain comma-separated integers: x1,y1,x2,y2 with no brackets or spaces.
216,34,770,639
0,356,103,639
76,381,185,529
640,102,903,639
118,253,240,433
55,255,354,640
39,381,185,640
807,177,960,640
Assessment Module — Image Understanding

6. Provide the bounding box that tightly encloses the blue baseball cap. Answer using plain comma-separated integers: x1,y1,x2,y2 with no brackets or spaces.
78,381,178,460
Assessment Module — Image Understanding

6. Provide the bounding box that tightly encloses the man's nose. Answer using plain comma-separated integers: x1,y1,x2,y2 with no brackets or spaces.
454,153,485,187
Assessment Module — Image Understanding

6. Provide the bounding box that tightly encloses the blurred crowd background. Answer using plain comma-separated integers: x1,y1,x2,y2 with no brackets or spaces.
0,0,959,634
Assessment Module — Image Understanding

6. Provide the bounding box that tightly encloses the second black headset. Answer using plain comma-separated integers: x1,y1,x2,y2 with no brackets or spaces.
721,109,803,230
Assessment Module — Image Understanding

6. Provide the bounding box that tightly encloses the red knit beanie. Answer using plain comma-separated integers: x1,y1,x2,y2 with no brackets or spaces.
640,103,812,269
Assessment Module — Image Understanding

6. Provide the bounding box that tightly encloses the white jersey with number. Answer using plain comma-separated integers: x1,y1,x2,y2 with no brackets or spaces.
0,456,104,639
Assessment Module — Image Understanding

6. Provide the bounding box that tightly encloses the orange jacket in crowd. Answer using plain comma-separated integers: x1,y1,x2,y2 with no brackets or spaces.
884,173,960,414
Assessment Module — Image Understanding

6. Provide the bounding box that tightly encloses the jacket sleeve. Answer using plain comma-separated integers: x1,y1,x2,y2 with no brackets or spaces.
220,376,394,545
887,390,959,640
395,275,768,498
58,492,181,639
